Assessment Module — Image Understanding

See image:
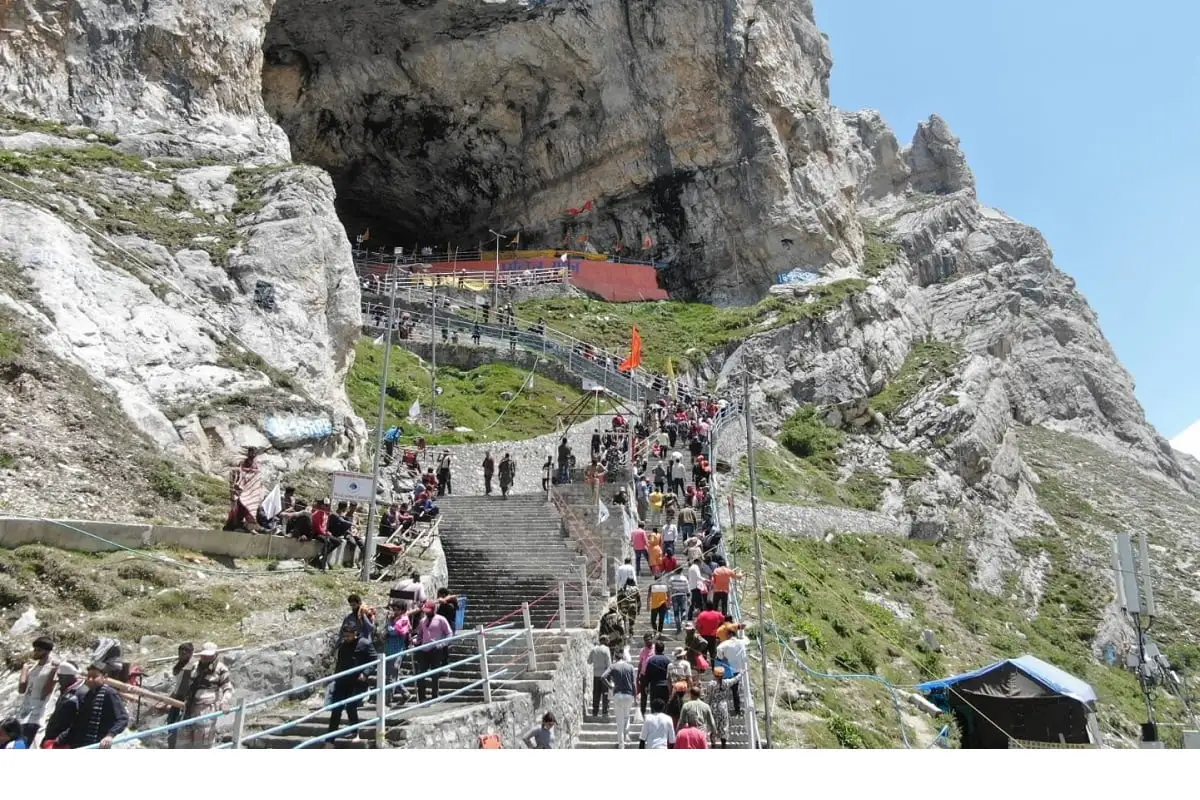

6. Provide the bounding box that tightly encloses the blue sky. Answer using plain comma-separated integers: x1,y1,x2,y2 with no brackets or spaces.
813,0,1199,441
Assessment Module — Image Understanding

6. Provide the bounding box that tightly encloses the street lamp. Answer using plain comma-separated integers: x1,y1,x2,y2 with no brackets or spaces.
489,228,506,314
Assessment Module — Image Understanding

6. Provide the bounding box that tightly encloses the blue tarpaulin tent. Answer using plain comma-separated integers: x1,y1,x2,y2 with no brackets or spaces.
917,655,1099,748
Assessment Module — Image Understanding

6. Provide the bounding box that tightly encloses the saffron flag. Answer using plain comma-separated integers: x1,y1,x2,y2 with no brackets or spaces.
642,234,653,250
619,326,643,372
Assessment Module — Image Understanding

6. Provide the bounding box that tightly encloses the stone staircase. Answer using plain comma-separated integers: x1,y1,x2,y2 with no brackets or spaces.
240,627,584,748
436,492,607,629
574,618,753,749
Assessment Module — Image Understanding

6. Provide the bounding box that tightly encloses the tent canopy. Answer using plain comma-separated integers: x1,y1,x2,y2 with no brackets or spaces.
917,654,1097,708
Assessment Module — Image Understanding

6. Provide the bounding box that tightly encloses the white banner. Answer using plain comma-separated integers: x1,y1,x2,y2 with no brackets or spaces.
597,499,610,524
331,472,375,503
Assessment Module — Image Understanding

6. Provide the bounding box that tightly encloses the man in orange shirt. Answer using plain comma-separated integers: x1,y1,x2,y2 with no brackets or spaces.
710,563,743,615
646,577,670,634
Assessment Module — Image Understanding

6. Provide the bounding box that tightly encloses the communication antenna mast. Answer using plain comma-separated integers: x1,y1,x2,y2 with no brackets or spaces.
1114,531,1160,746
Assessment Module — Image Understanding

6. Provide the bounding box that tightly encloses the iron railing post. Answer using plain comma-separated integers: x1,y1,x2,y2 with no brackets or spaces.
231,701,247,750
579,557,591,627
375,651,387,748
559,581,568,632
522,602,538,672
477,626,493,704
601,554,610,596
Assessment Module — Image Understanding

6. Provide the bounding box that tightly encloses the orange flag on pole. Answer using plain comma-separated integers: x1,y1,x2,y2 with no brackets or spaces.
619,327,643,372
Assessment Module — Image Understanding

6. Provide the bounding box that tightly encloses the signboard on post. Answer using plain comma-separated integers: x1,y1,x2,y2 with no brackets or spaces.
331,472,375,504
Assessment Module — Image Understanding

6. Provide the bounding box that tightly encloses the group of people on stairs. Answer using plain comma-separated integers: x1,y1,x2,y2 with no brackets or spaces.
585,391,750,749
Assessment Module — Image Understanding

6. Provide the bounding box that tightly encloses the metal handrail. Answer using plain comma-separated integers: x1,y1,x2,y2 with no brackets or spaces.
706,400,762,749
91,623,515,749
353,248,666,269
362,304,653,405
360,280,680,393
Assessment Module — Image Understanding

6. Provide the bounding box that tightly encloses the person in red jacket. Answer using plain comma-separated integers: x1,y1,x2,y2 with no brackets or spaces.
694,602,725,664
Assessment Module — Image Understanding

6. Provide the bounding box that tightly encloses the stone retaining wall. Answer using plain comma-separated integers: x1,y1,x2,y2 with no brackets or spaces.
401,629,593,749
0,516,320,559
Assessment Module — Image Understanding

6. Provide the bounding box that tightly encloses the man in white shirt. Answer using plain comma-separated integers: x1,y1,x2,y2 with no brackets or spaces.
716,636,749,716
661,522,678,557
639,697,677,749
686,559,705,620
615,557,637,590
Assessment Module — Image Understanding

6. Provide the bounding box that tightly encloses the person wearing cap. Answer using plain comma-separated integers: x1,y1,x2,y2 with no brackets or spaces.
667,647,692,686
704,666,742,748
413,601,453,702
17,635,58,746
56,664,128,749
177,642,234,749
40,662,86,747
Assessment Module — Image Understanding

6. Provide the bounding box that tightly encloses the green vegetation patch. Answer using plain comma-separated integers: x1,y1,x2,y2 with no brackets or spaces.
516,279,868,373
862,220,903,278
0,112,119,144
738,523,1189,747
0,145,145,175
780,405,844,471
889,450,930,481
735,442,886,512
869,340,963,416
348,340,593,445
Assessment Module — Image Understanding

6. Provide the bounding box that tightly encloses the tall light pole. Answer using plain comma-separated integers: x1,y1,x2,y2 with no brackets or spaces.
429,282,438,433
361,262,400,581
742,369,773,748
489,229,506,315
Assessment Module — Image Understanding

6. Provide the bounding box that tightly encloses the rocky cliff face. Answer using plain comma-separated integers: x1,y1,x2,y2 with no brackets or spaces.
0,0,364,497
261,0,857,303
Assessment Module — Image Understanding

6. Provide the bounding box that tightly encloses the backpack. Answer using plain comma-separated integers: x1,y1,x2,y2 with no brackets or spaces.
617,587,639,615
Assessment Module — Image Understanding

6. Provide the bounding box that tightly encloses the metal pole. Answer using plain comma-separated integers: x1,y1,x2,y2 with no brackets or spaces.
375,651,387,748
579,557,591,627
231,701,247,749
477,627,493,704
361,271,399,581
743,369,772,749
522,602,538,672
429,283,437,433
558,581,568,632
489,230,506,315
601,554,610,596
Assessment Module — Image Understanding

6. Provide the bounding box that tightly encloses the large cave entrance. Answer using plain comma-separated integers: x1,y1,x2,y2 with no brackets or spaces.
257,0,824,303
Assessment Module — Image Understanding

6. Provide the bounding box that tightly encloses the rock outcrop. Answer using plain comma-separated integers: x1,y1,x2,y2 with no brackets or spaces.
0,0,364,485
